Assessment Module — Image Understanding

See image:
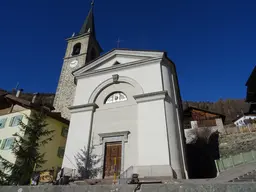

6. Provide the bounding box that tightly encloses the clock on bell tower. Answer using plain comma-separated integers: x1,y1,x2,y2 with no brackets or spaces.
53,1,102,120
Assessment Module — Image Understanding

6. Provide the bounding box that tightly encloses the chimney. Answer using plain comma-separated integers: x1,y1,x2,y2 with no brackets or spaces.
16,89,23,97
32,92,39,103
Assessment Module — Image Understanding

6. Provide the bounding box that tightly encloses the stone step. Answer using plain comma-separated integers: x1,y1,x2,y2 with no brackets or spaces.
233,179,256,182
74,178,117,185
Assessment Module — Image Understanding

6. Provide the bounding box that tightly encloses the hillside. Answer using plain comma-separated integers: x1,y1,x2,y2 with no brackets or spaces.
183,99,250,124
219,132,256,158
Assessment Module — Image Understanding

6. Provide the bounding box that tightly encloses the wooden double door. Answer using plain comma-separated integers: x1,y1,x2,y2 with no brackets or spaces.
103,142,122,178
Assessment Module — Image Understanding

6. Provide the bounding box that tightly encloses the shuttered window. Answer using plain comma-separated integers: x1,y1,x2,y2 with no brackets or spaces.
0,138,15,150
9,115,23,127
1,139,7,150
57,147,65,158
61,127,68,138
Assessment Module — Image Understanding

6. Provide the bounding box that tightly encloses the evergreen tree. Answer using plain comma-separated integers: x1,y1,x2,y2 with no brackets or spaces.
0,109,54,185
75,145,101,179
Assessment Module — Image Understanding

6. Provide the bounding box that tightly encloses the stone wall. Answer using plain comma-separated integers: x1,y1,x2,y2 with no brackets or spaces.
219,132,256,158
3,183,256,192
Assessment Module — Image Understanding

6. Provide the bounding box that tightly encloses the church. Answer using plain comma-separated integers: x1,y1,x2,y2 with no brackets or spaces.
54,2,188,179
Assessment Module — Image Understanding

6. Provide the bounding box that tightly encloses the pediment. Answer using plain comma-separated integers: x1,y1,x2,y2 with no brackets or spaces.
73,49,164,77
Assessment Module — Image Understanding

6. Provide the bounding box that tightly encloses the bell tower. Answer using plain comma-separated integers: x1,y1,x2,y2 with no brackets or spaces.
54,1,102,120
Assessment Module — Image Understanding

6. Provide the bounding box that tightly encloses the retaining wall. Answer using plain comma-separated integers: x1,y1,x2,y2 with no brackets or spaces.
2,184,256,192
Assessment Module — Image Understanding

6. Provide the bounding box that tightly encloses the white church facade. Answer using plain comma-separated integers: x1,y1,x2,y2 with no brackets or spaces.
62,49,187,179
54,3,188,179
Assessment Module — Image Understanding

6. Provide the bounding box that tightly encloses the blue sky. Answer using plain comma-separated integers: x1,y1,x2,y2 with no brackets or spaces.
1,0,255,101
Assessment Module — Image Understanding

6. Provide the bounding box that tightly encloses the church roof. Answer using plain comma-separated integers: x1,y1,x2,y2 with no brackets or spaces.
72,48,167,76
79,2,95,36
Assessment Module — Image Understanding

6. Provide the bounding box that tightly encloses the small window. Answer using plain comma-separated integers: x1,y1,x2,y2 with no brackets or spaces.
57,147,65,158
105,92,127,104
72,43,81,56
0,118,7,129
113,61,120,65
61,127,69,138
9,115,23,127
1,138,15,150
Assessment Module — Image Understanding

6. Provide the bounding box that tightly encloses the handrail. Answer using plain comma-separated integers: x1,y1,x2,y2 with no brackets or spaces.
215,150,256,173
119,166,133,179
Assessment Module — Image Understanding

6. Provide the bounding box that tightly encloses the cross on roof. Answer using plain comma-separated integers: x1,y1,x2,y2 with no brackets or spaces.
116,37,124,48
91,0,94,7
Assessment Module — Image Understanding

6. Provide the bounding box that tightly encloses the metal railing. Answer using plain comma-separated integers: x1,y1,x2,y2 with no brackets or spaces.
119,166,133,179
215,150,256,173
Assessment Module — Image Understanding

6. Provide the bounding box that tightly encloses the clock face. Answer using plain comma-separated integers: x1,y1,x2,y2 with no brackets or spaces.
70,60,78,68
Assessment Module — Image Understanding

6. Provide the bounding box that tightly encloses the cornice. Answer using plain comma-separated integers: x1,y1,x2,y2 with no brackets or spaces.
133,91,168,103
69,103,98,113
75,57,163,79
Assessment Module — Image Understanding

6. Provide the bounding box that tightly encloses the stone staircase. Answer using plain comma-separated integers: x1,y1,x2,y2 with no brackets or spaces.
230,170,256,182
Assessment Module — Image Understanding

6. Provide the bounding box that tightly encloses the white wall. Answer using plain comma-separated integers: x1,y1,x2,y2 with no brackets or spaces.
74,61,162,106
137,100,169,165
161,64,185,178
62,110,93,170
190,118,224,132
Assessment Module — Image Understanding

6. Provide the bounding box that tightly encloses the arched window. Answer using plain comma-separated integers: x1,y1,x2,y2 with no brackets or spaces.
72,43,81,56
105,92,127,104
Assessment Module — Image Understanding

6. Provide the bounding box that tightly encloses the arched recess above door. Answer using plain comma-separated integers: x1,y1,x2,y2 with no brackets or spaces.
88,76,144,103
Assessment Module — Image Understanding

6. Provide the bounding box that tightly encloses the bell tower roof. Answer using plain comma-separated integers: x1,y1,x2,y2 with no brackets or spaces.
79,1,96,36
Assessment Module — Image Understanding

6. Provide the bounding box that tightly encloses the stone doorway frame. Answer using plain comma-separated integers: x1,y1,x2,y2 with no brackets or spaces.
98,131,130,179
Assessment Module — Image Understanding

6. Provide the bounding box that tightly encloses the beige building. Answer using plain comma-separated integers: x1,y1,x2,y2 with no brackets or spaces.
0,92,69,174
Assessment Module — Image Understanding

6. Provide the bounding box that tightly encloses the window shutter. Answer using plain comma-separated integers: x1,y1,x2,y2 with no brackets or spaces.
4,139,10,150
1,139,6,150
5,138,14,149
61,127,68,138
57,147,65,158
17,115,23,122
0,118,7,128
8,138,15,149
9,117,14,127
3,138,15,150
15,115,23,126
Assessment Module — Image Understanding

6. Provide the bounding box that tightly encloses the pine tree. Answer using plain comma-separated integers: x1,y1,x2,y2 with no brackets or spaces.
75,145,101,179
0,109,54,185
